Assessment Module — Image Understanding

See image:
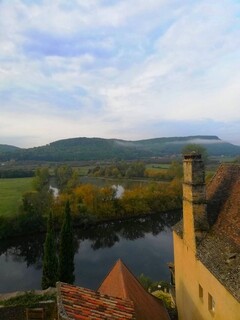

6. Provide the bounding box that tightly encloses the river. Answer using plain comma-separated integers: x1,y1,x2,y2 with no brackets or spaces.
80,176,169,189
0,211,181,294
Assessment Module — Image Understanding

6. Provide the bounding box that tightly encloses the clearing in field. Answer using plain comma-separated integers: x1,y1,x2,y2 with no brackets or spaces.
0,178,33,217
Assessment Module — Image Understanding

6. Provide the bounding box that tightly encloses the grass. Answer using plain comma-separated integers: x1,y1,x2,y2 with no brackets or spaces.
77,165,93,176
0,292,56,307
0,177,33,217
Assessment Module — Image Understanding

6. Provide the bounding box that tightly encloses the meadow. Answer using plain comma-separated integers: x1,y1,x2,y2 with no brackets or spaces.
0,177,33,217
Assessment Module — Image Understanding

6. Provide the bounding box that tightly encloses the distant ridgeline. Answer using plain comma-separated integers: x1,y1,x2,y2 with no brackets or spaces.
0,136,239,162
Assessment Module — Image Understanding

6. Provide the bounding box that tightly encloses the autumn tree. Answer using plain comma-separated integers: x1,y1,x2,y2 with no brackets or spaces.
42,211,58,289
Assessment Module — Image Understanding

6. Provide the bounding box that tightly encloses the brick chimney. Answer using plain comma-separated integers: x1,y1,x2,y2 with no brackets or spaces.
183,153,209,252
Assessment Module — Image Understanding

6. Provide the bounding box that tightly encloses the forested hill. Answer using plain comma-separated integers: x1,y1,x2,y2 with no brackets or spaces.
0,144,20,153
0,135,240,162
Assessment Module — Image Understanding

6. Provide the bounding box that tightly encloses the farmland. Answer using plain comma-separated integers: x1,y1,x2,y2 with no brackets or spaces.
0,177,33,217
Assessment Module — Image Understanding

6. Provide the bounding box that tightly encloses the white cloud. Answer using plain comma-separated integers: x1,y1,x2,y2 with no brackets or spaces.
0,0,240,147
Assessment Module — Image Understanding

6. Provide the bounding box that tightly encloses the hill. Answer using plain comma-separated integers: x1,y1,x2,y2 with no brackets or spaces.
0,144,20,153
0,136,239,162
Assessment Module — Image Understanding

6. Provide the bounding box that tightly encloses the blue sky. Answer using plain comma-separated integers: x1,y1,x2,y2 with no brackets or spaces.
0,0,240,147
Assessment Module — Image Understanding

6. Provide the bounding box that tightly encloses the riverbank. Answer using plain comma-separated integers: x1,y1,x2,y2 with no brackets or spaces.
0,211,180,294
0,208,182,241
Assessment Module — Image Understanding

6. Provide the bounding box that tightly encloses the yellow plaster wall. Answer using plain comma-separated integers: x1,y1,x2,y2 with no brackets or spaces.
173,232,240,320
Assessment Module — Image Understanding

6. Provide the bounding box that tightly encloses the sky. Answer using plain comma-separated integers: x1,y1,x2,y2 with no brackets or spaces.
0,0,240,148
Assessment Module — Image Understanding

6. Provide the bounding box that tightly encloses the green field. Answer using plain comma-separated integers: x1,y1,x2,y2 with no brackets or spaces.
0,178,33,217
76,165,93,176
146,164,170,170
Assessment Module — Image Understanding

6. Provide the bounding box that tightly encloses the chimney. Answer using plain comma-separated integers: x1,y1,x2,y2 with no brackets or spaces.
183,153,209,252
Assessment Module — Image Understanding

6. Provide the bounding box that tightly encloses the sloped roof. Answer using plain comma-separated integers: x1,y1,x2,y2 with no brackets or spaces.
198,164,240,301
57,282,135,320
174,164,240,301
98,259,170,320
206,164,240,247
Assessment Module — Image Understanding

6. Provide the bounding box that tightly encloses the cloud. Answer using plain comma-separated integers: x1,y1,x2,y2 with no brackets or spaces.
0,0,240,147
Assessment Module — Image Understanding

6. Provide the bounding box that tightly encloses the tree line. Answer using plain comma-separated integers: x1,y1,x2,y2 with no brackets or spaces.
0,169,34,178
0,164,183,240
89,161,146,178
89,160,183,181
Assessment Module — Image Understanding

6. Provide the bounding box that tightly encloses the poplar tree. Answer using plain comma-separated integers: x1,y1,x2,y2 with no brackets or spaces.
42,211,58,289
58,201,75,284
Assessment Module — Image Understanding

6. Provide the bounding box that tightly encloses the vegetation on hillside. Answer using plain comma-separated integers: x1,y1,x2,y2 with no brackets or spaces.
0,144,19,153
0,135,239,162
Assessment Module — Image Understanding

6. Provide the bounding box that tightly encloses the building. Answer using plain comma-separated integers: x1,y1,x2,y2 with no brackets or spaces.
57,259,170,320
173,154,240,320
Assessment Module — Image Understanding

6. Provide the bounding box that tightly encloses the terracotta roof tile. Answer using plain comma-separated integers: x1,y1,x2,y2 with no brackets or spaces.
98,259,170,320
57,282,135,320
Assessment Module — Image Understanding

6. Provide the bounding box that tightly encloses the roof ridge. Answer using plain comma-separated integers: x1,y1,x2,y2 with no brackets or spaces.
118,259,149,294
207,163,240,185
118,259,128,298
97,258,123,292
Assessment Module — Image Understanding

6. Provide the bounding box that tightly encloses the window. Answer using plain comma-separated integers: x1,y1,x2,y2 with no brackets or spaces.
208,293,215,312
199,284,203,300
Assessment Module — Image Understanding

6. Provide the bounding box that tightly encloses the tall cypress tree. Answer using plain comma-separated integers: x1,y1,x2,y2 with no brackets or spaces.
42,211,58,289
58,201,75,284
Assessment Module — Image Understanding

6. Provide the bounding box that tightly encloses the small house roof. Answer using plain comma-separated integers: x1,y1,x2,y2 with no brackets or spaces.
98,259,170,320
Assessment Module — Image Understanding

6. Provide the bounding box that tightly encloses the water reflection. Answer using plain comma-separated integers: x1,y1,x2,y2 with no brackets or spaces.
0,235,45,268
75,211,180,250
0,211,181,293
112,184,124,198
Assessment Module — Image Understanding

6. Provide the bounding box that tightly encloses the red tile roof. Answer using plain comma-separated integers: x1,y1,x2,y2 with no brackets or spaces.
207,164,240,248
174,163,240,301
198,164,240,301
57,282,135,320
173,163,240,301
98,259,170,320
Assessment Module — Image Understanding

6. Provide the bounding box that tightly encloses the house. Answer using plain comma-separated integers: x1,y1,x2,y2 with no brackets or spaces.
173,153,240,320
57,259,170,319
